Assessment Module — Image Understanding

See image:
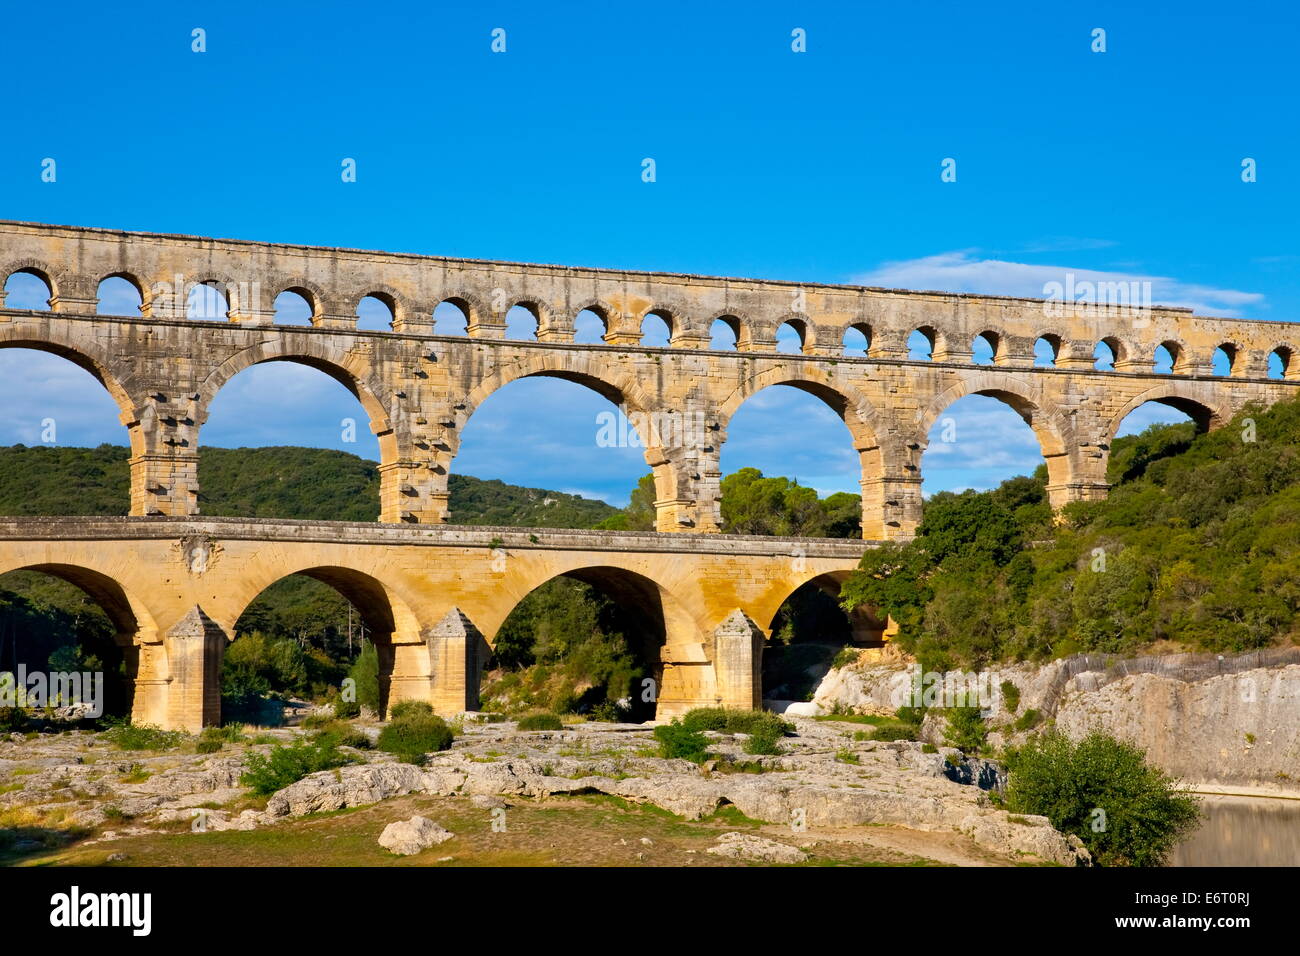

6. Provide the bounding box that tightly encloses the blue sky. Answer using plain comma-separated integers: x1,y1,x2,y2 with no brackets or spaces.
2,1,1297,504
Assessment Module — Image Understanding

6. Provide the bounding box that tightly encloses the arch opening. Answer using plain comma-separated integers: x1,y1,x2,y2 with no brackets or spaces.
201,360,383,520
1212,344,1237,377
776,320,806,354
710,316,740,350
433,299,470,336
273,290,314,327
0,565,149,720
226,567,406,724
1154,342,1179,374
573,308,607,345
3,270,53,311
972,331,998,365
908,328,935,360
356,294,395,332
640,311,671,348
482,567,671,721
505,304,540,341
1033,335,1059,367
96,276,144,316
842,324,870,357
762,574,884,710
920,392,1059,502
1268,346,1291,380
187,281,230,321
1094,337,1120,371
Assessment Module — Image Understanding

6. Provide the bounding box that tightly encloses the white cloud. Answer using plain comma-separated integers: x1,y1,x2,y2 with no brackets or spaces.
855,251,1265,317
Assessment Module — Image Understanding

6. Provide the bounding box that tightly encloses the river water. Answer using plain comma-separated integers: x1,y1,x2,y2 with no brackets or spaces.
1171,794,1300,866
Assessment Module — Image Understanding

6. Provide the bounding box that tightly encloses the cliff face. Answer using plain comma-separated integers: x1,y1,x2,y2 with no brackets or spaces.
809,647,1300,791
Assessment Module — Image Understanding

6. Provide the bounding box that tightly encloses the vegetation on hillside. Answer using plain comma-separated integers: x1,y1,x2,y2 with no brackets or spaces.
841,397,1300,672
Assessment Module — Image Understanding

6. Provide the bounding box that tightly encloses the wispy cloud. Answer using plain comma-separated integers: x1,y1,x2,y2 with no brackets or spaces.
855,251,1265,317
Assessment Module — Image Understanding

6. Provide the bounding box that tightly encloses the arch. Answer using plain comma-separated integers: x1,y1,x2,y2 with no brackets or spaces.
1212,342,1238,377
485,563,700,720
842,322,870,357
1104,385,1228,441
640,309,672,347
273,288,315,326
573,303,613,344
1,261,58,308
908,327,936,360
1033,333,1061,367
776,317,810,354
0,562,158,642
186,279,231,321
505,302,541,340
197,341,396,463
434,298,471,335
273,279,327,320
709,313,748,350
1268,345,1294,380
972,330,1000,365
356,293,395,331
0,332,139,428
1094,335,1126,370
1154,340,1183,374
916,373,1072,492
96,273,146,316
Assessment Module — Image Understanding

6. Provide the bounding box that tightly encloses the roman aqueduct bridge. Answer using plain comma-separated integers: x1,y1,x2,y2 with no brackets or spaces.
0,220,1296,729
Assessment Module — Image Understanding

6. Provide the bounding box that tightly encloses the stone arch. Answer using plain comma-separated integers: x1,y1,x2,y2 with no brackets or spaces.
1269,343,1298,380
639,305,678,346
197,340,397,460
484,562,703,717
1034,332,1063,365
1104,384,1230,441
719,369,902,539
456,353,680,520
223,563,423,718
754,568,886,650
346,284,408,321
708,311,752,350
97,271,150,315
1212,341,1241,377
972,328,1003,364
1155,339,1186,373
0,560,162,722
1,259,60,303
0,331,139,434
437,291,487,329
1095,334,1130,368
271,277,329,322
916,372,1074,500
773,313,815,353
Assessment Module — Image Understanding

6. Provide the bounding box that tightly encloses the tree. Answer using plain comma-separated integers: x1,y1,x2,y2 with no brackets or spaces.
1004,730,1200,866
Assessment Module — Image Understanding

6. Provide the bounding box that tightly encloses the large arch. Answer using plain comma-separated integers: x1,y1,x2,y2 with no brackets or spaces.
457,354,683,528
1104,384,1230,443
0,561,161,720
481,562,702,719
719,369,900,539
916,373,1074,498
198,340,397,462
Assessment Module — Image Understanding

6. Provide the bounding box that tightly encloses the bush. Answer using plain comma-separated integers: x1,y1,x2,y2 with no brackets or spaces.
300,711,336,730
742,723,784,755
388,700,434,721
1004,730,1200,866
333,697,361,720
312,721,372,750
1000,680,1021,714
195,727,226,754
653,721,710,763
101,720,187,752
831,645,861,669
941,704,988,754
1014,708,1042,732
516,713,563,731
347,644,381,714
0,707,29,733
240,737,357,795
680,708,793,738
376,711,454,764
867,723,918,742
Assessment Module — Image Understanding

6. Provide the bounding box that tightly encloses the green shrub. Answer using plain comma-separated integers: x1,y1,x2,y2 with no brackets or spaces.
347,644,381,714
941,704,988,754
831,645,861,669
743,723,784,755
589,699,626,722
240,737,357,795
388,700,434,721
1000,680,1021,714
921,743,938,754
376,712,454,764
313,721,372,750
1004,730,1200,866
653,721,710,763
333,697,361,719
867,723,917,742
300,712,336,730
1014,708,1042,731
895,705,926,726
0,707,29,733
680,708,793,738
195,727,228,754
516,713,563,731
101,720,188,752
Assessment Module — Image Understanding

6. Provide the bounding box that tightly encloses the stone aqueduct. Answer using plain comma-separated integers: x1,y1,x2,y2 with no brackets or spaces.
0,219,1296,730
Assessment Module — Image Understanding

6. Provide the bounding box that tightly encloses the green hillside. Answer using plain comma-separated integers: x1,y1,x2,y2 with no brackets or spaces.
841,396,1300,671
0,444,619,527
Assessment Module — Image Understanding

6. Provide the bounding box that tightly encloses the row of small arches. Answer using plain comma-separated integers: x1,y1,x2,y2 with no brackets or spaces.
3,270,1292,379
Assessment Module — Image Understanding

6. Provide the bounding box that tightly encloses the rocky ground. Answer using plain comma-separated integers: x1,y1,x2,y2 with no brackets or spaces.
0,714,1089,867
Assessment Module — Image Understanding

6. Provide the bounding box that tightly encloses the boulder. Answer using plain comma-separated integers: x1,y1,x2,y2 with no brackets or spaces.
706,832,807,864
379,816,453,855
